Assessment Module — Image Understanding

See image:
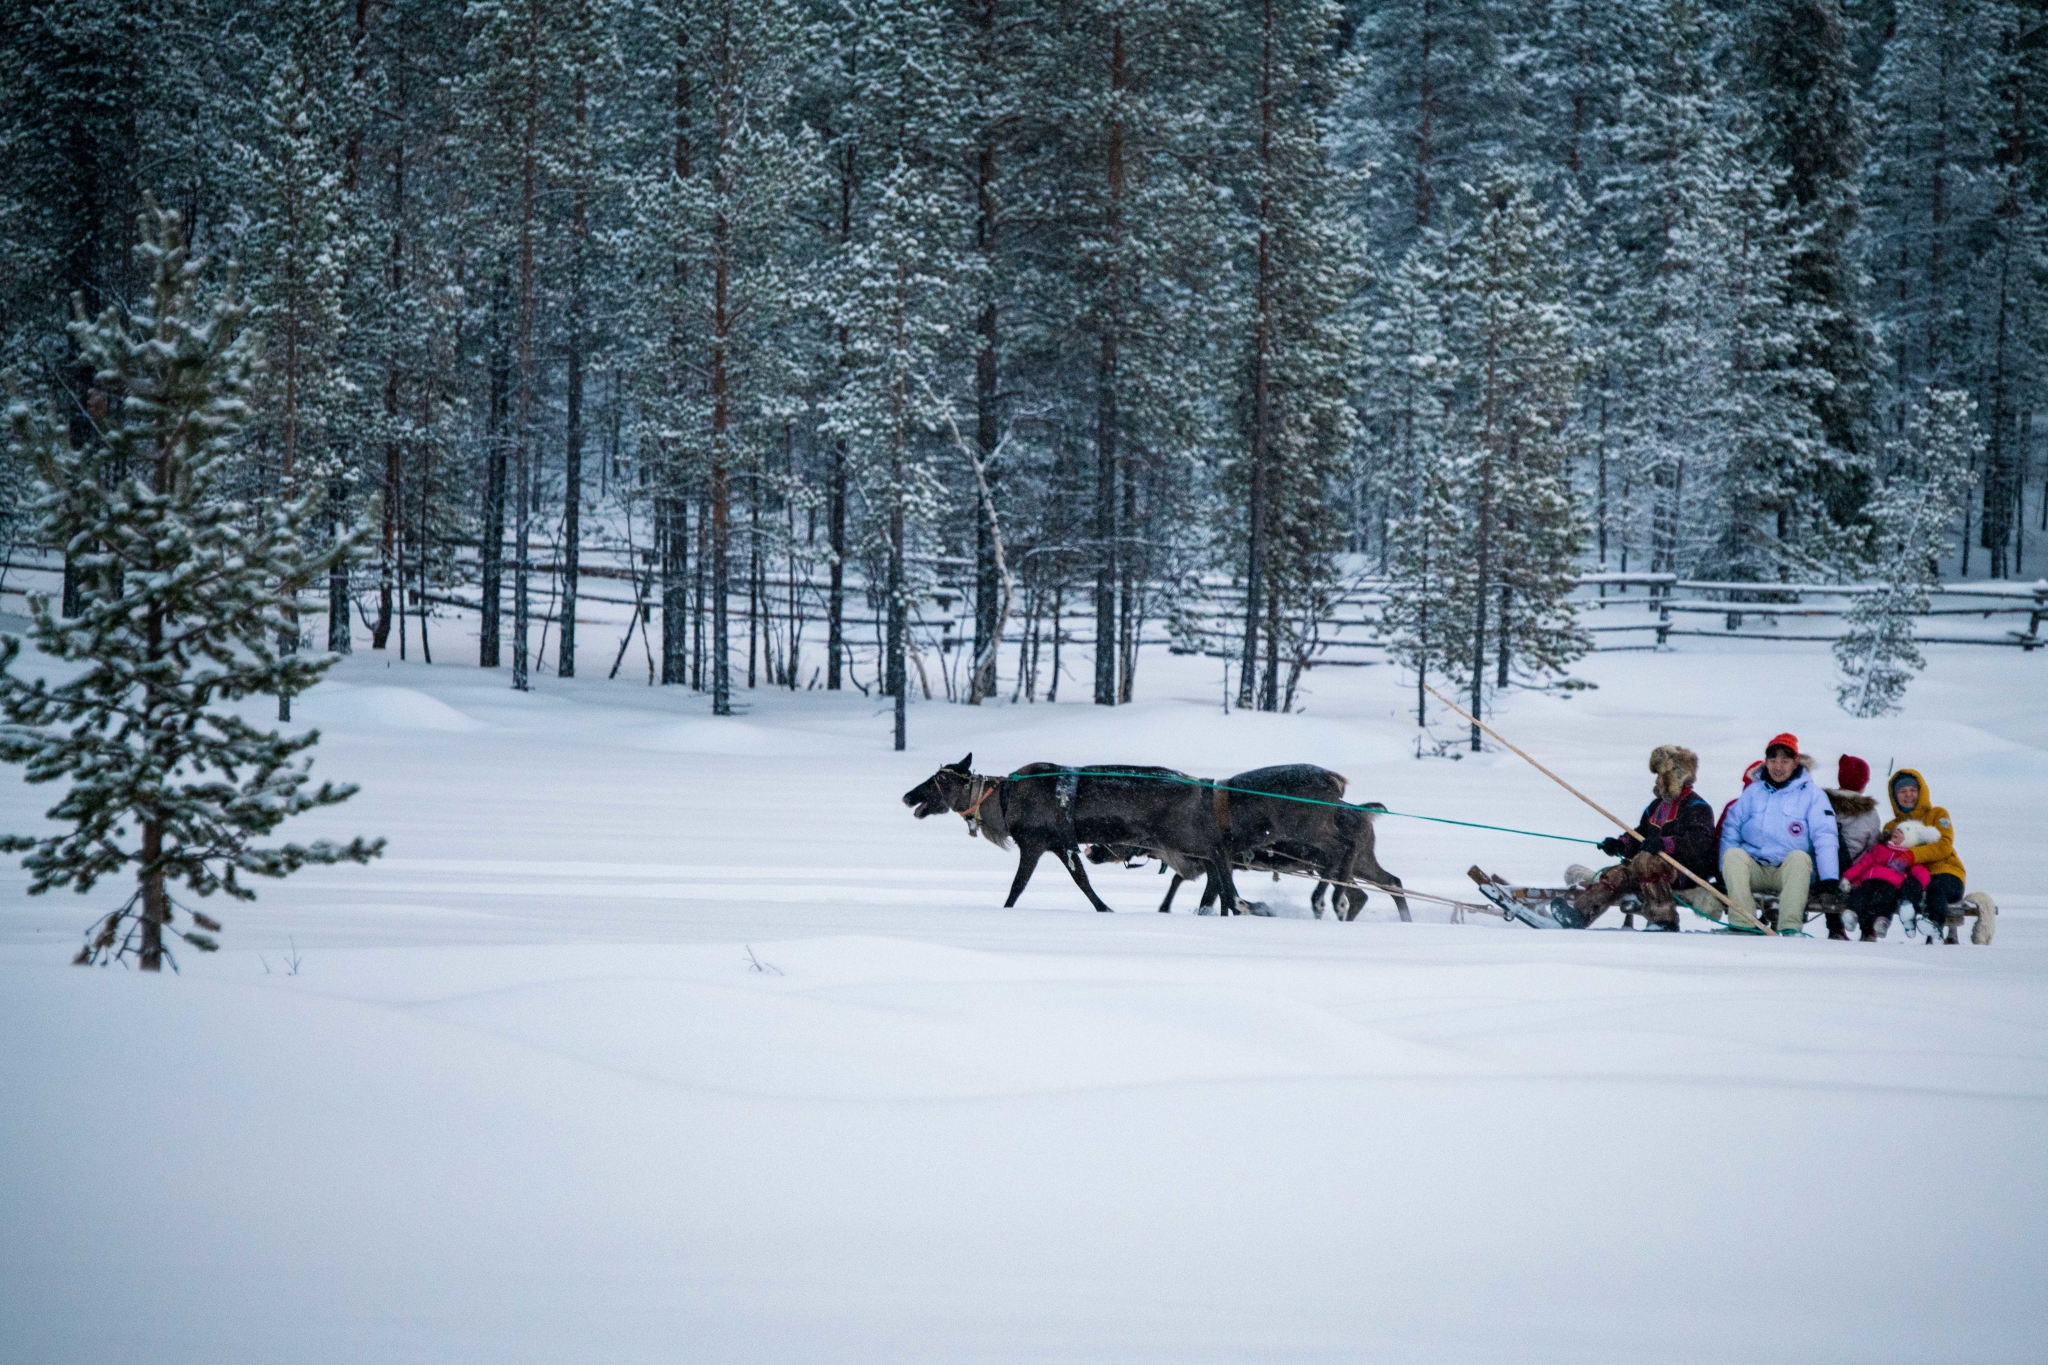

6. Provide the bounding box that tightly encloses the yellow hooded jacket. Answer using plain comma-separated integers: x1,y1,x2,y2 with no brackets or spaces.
1884,768,1964,884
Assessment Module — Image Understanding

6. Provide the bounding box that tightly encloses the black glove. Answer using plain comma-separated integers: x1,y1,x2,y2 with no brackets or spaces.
1815,879,1839,897
1598,836,1630,858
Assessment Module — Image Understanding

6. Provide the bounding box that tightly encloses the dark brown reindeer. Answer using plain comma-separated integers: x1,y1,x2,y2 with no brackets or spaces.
902,756,1242,914
1094,764,1411,921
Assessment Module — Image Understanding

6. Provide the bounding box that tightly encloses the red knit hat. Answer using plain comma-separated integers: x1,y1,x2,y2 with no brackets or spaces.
1765,732,1799,757
1838,755,1870,792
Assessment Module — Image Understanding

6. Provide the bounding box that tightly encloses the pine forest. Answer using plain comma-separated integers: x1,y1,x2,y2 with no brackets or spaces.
4,0,2045,742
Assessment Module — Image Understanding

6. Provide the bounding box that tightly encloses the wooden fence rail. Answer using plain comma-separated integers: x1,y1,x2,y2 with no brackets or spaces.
7,550,2044,655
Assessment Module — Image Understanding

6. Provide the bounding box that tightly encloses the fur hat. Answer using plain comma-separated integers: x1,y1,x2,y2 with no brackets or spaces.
1649,745,1697,799
1894,819,1940,848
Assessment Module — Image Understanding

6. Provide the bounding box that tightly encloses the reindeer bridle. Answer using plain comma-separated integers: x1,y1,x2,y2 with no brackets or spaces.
958,772,1002,836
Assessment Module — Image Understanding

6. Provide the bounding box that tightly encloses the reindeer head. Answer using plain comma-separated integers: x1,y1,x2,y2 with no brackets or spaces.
903,754,976,819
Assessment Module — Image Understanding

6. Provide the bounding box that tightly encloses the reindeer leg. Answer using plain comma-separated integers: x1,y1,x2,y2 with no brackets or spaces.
1210,856,1240,916
1388,874,1411,923
1004,845,1047,907
1058,844,1117,913
1158,874,1184,914
1361,853,1412,923
1311,882,1328,919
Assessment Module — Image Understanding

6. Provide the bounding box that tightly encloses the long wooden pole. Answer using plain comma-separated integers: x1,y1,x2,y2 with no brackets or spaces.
1423,682,1737,914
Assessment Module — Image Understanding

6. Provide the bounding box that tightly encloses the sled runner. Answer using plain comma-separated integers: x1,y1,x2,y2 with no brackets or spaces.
1466,866,1611,930
1470,864,1998,941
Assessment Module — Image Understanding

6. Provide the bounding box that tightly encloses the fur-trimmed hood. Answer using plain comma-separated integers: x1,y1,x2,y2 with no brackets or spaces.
1826,789,1879,819
1649,745,1698,800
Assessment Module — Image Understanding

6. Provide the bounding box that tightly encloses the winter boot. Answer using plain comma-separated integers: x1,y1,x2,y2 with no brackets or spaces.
1859,913,1890,942
1943,915,1960,945
1825,912,1850,941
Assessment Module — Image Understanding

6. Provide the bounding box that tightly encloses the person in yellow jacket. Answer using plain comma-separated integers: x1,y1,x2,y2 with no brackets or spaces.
1883,768,1966,943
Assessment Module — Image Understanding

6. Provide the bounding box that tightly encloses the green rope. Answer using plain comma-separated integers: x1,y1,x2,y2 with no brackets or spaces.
1004,768,1602,847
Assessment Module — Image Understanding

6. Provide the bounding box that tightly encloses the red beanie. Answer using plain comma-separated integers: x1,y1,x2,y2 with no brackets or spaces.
1766,732,1799,757
1838,755,1870,792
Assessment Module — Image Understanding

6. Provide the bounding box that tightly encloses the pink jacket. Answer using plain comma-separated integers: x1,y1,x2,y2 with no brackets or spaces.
1842,843,1931,891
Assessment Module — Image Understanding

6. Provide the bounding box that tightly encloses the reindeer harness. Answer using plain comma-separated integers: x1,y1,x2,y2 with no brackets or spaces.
960,774,1003,838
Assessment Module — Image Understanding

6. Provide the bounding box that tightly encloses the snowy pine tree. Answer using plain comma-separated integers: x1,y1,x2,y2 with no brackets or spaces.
1368,246,1460,731
239,58,360,719
821,0,973,748
1441,177,1588,746
1835,386,1982,716
0,205,383,971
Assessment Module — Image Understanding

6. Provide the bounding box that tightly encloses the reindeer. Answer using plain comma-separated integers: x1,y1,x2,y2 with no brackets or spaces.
1092,764,1411,921
902,755,1242,914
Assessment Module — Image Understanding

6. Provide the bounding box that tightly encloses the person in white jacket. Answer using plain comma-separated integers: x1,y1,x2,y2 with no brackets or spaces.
1717,732,1842,935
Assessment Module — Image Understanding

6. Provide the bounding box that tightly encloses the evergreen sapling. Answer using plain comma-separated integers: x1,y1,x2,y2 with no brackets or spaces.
1833,387,1981,718
0,203,384,971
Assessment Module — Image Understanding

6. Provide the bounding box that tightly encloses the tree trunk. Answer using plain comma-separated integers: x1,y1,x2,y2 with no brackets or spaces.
1118,450,1138,703
1093,18,1126,708
1241,0,1275,711
828,430,847,690
139,823,166,973
372,48,407,653
328,474,352,654
278,163,303,721
560,70,588,675
709,2,735,715
1261,588,1280,712
511,17,541,692
1094,329,1119,707
373,378,398,649
970,0,1001,703
694,490,709,689
663,22,693,686
827,127,854,692
417,407,434,664
481,272,510,668
1470,452,1494,752
889,267,909,750
747,487,760,689
661,494,688,683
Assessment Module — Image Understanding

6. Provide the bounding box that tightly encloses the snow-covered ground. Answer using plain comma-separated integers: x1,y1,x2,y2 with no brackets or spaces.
4,621,2045,1363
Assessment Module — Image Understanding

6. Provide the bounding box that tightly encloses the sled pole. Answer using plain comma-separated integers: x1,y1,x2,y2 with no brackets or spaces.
1421,683,1737,916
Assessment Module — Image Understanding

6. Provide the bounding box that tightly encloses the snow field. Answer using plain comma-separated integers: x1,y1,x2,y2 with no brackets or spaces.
3,624,2046,1362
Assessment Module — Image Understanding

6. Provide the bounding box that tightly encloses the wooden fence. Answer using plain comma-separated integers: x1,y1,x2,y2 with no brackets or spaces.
6,552,2044,672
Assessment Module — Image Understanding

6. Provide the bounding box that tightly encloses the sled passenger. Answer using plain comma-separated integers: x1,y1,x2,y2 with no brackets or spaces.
1821,755,1885,939
1842,820,1936,941
1717,733,1840,935
1555,746,1717,931
1714,759,1765,846
1882,768,1967,944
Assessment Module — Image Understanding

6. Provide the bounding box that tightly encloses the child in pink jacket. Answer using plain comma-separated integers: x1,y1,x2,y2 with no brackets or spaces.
1842,820,1938,938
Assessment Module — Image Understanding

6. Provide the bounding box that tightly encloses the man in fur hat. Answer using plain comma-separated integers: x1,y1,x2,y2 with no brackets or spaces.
1718,733,1841,935
1553,745,1718,931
